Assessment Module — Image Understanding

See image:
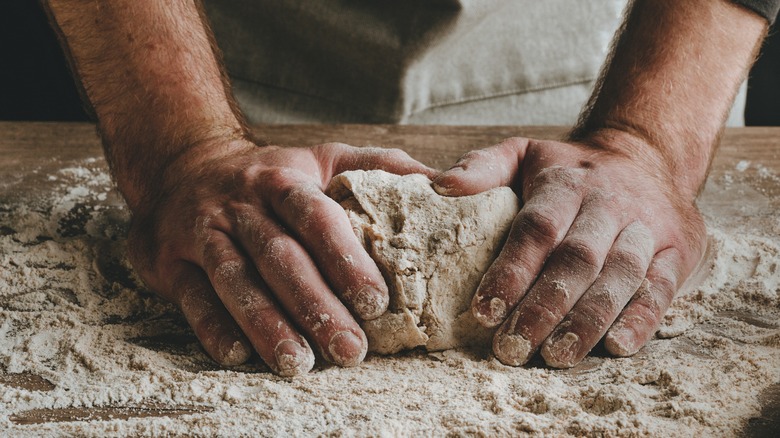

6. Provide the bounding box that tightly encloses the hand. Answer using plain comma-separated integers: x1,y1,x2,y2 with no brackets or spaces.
433,135,707,368
127,138,434,376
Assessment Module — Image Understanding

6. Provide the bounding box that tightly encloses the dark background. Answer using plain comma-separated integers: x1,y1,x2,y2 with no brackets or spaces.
2,2,778,125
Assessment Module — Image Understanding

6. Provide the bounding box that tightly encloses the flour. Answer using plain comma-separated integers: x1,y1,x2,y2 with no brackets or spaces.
1,157,778,437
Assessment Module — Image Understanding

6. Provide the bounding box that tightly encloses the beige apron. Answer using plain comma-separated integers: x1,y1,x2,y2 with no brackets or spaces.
204,0,745,126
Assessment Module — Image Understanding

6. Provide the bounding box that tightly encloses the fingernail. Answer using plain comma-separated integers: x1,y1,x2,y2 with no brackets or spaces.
605,328,636,357
472,296,507,328
274,339,314,377
328,331,367,367
352,285,388,320
541,332,581,368
431,182,455,196
431,168,463,195
219,336,251,366
493,332,532,366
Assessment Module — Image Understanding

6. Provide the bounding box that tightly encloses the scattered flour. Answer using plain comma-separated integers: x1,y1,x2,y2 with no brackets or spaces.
736,160,751,172
0,157,778,437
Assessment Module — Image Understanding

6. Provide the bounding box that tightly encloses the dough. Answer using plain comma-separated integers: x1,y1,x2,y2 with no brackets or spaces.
327,170,520,354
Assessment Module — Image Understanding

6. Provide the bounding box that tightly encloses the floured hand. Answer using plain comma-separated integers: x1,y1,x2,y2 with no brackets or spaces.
128,138,435,376
432,136,707,368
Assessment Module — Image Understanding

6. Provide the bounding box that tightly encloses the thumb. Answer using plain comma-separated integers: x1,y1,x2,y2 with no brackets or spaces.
432,137,529,196
324,143,438,179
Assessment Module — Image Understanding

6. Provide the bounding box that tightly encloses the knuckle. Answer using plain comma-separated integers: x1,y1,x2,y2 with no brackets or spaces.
574,296,612,328
279,184,336,227
583,188,614,204
279,182,318,208
647,272,676,305
259,235,291,262
625,294,662,328
482,262,532,299
609,249,648,279
458,149,485,163
194,209,226,240
621,221,654,247
556,238,602,273
203,222,247,264
503,136,526,145
314,142,353,160
533,166,561,183
357,146,412,168
321,142,351,152
386,147,412,160
516,207,562,245
211,256,244,283
261,167,300,194
525,299,563,327
455,149,496,169
234,206,261,232
648,250,683,291
226,161,269,193
533,166,585,190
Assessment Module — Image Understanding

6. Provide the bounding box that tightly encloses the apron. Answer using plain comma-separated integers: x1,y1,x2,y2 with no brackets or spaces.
204,0,745,126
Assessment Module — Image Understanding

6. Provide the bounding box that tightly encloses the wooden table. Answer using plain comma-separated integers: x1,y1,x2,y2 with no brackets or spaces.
1,122,778,434
2,122,779,234
2,122,779,177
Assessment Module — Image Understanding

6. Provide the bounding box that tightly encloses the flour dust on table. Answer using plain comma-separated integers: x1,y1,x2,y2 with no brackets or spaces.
0,157,778,437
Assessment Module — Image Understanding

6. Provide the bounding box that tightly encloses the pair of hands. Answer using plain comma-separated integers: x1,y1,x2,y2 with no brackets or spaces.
128,134,706,376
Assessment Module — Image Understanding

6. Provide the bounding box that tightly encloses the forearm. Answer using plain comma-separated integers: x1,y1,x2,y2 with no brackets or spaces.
44,0,247,209
572,0,767,199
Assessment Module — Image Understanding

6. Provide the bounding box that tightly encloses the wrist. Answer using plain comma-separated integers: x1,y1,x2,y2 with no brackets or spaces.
570,0,766,202
575,127,710,202
112,124,251,214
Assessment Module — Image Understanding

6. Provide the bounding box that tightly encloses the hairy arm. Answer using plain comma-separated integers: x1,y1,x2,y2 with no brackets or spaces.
434,0,769,367
572,0,767,199
44,0,247,210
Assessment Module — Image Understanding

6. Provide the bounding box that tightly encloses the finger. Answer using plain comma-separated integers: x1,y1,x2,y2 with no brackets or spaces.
172,262,253,366
471,167,584,328
322,143,438,179
540,222,655,368
604,247,683,356
492,200,623,366
264,179,389,320
432,137,529,196
199,231,316,376
232,209,368,367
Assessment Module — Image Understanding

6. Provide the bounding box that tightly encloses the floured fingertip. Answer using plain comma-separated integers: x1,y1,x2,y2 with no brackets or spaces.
328,330,367,367
472,296,507,328
351,285,389,320
541,332,581,368
431,167,467,196
218,336,252,367
604,328,638,357
493,332,533,366
274,339,315,377
431,181,458,196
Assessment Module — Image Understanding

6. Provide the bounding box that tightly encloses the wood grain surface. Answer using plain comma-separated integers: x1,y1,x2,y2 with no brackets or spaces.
2,122,779,174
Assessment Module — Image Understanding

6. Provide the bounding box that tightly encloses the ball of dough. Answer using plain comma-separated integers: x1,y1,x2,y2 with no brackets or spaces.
327,170,520,354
